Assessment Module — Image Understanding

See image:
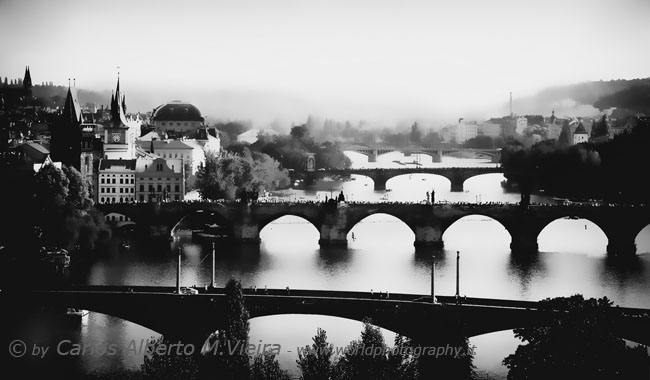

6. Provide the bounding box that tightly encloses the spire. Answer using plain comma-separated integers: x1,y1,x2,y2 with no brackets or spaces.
62,84,83,124
23,66,33,97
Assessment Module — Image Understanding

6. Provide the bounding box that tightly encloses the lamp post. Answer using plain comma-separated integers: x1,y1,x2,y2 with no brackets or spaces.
431,254,435,303
455,251,460,300
211,242,216,288
176,246,182,294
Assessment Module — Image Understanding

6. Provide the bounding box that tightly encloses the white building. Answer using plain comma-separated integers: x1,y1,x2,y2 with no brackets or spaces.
573,122,589,144
97,159,137,204
477,122,501,138
516,116,528,135
456,119,478,144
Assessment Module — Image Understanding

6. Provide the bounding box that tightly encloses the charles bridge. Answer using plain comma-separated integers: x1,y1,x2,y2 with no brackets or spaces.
97,202,650,256
290,166,503,191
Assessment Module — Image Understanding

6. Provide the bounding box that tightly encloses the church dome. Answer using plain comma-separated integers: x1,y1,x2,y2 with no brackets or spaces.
152,101,204,122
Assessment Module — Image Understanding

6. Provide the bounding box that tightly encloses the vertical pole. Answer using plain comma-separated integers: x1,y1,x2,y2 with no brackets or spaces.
211,242,216,288
431,255,435,303
177,246,181,294
455,251,460,298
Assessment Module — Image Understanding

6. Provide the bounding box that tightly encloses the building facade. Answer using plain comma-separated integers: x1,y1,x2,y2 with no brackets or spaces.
135,157,184,202
97,159,136,204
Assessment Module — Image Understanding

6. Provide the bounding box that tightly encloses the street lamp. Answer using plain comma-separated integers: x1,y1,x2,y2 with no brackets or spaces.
211,242,216,288
431,254,435,303
176,246,182,294
455,251,460,301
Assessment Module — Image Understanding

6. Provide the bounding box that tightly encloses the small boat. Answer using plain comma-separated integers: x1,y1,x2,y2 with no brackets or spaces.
121,240,130,249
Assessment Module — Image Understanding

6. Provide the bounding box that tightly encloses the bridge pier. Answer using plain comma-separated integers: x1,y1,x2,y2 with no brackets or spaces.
509,233,538,254
606,236,637,257
232,223,261,244
413,226,444,249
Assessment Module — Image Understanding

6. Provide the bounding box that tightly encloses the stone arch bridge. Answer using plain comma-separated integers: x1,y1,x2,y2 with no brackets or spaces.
291,166,503,191
96,202,650,256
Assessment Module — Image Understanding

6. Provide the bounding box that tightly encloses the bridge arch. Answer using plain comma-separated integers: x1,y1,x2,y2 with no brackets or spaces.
345,209,416,247
385,173,451,194
441,214,513,250
257,213,320,234
538,217,608,255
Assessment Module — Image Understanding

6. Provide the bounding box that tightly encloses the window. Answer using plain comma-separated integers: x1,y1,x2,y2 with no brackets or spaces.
149,185,154,192
157,185,162,192
120,188,123,193
175,185,179,192
130,179,134,184
101,178,105,184
175,195,180,201
112,178,116,184
120,179,123,184
131,188,134,193
101,197,104,203
139,184,144,192
112,188,116,193
139,195,144,202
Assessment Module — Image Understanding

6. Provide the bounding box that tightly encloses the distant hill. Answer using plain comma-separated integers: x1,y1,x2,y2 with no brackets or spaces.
593,82,650,115
512,78,650,117
32,85,110,109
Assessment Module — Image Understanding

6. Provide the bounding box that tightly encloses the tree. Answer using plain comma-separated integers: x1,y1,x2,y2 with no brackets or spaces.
250,352,291,380
199,278,250,380
62,165,92,210
503,295,649,380
141,336,198,380
592,115,609,138
297,328,335,380
558,119,572,147
332,318,391,380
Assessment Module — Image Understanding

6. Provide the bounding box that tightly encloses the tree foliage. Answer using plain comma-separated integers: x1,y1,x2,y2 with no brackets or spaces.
500,116,650,203
141,336,199,380
251,352,291,380
195,150,289,201
503,295,649,380
297,328,335,380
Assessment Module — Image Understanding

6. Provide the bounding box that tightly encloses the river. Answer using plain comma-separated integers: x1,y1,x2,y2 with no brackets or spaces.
13,152,650,379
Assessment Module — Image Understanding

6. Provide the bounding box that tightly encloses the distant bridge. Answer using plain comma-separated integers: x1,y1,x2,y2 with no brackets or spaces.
96,202,650,256
3,286,649,348
342,144,501,163
291,166,503,191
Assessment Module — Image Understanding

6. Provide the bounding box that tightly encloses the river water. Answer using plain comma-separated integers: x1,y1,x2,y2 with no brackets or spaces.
19,152,650,378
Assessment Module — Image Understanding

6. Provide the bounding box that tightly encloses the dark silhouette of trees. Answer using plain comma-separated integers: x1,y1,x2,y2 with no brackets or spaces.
296,328,335,380
250,352,291,380
591,115,609,138
141,336,199,380
503,295,649,380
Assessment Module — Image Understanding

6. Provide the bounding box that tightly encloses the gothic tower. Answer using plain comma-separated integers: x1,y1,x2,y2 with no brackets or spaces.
23,66,32,98
51,83,83,169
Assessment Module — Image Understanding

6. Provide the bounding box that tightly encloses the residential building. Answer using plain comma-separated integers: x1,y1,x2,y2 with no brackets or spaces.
456,119,478,144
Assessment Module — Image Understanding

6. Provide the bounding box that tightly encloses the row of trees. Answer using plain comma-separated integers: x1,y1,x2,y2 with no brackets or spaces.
501,116,650,203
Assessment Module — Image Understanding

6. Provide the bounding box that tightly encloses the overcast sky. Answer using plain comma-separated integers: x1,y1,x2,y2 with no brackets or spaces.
1,0,649,126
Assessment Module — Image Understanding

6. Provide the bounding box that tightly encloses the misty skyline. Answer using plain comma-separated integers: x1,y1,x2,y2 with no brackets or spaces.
1,0,649,127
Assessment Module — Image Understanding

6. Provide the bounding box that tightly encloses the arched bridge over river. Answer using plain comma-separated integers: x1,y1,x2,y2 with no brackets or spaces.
290,167,503,191
2,287,649,349
96,202,650,256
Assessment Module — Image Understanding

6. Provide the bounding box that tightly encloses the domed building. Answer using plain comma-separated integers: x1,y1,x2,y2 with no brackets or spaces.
151,101,204,133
